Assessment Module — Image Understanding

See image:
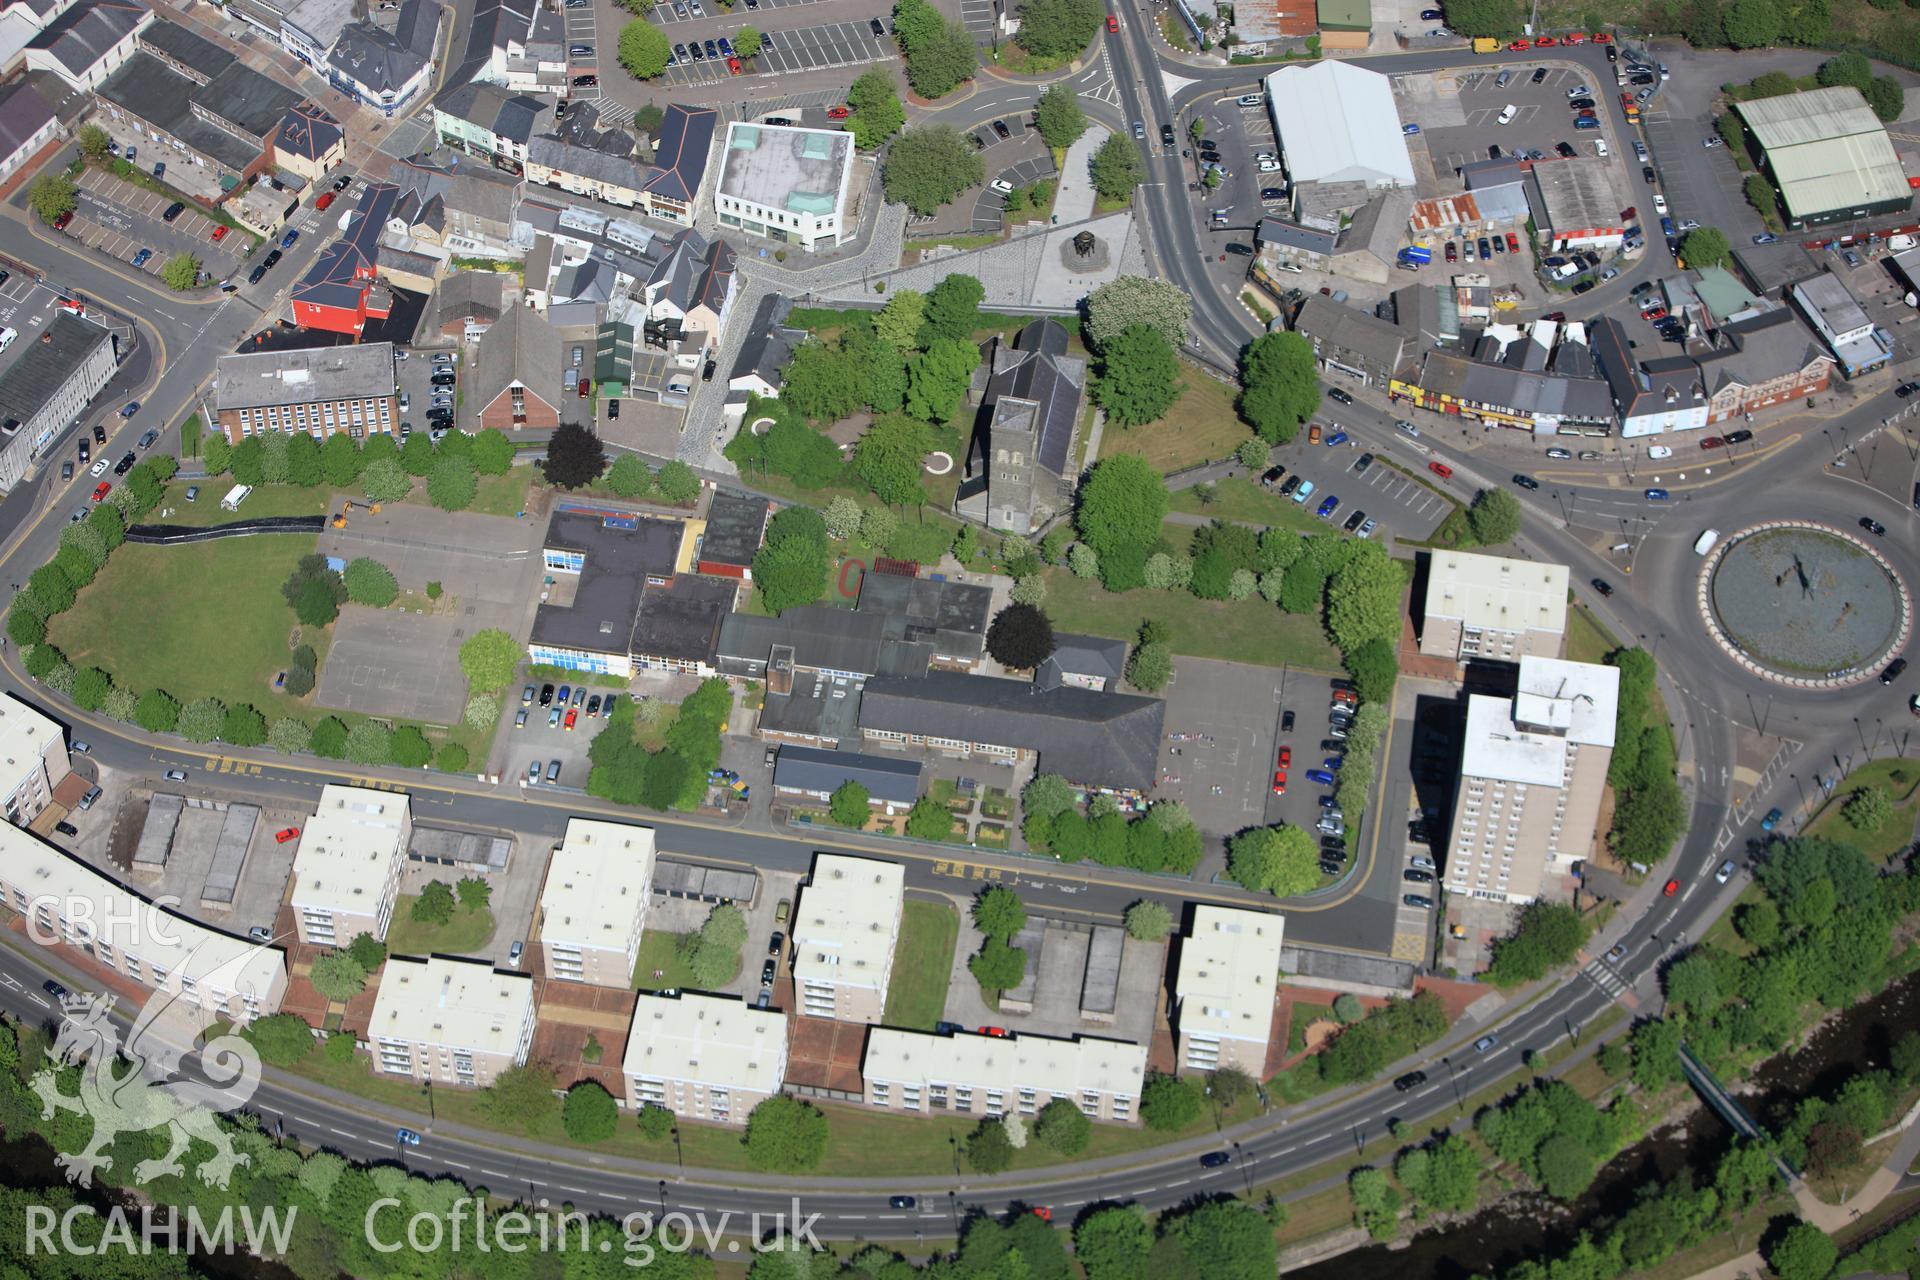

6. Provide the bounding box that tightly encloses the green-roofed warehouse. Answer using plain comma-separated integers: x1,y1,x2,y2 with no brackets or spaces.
1734,86,1913,229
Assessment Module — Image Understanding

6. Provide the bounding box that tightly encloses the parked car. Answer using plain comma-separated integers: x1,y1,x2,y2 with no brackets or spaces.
1760,807,1783,832
1306,768,1335,785
274,827,300,844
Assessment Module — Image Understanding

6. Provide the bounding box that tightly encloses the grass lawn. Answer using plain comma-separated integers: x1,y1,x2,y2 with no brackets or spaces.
49,533,322,716
467,467,536,518
1285,1001,1335,1055
630,928,742,991
1169,477,1321,533
1101,367,1251,475
1041,567,1342,672
880,900,959,1030
383,898,496,957
976,823,1009,849
1566,603,1619,665
157,481,333,526
1805,758,1920,862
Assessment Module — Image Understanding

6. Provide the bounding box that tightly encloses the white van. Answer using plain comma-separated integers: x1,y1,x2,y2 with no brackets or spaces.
0,327,15,353
1694,529,1721,556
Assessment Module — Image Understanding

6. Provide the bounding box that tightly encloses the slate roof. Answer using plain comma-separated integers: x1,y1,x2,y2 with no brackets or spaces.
1589,317,1705,419
435,80,552,145
854,573,992,663
0,82,55,160
27,0,148,76
1292,294,1410,374
1336,189,1413,261
728,292,805,388
468,303,562,418
1034,633,1128,692
649,230,734,316
429,269,509,332
97,52,260,171
328,0,437,98
698,489,768,568
138,17,226,75
717,606,890,679
1257,218,1335,256
292,181,396,312
530,512,683,655
857,673,1166,792
1700,309,1833,392
773,746,922,806
644,102,716,202
628,574,736,665
275,101,342,164
0,312,113,428
978,319,1084,478
390,152,520,229
1416,350,1616,423
528,134,648,190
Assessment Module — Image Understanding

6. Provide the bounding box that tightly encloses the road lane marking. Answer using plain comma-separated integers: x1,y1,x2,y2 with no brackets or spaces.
443,1159,470,1169
1167,1178,1189,1188
481,1168,510,1179
327,1126,354,1137
1305,1134,1329,1144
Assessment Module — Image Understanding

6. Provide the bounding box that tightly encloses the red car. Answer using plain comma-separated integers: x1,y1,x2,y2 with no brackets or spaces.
1535,35,1557,45
727,56,742,74
1429,460,1453,479
564,708,578,730
826,105,850,120
1032,1207,1053,1223
1643,306,1668,322
274,827,300,844
1663,878,1680,897
1332,689,1358,705
316,191,336,211
1505,232,1519,253
1592,31,1612,41
1562,31,1585,43
210,225,228,242
53,210,72,231
1106,13,1118,30
1272,770,1287,795
1277,747,1292,768
1509,38,1530,49
1700,436,1725,450
1620,206,1637,221
91,481,110,502
978,1026,1009,1037
1445,241,1458,262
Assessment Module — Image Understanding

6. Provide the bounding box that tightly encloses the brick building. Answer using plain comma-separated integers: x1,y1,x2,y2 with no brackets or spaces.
213,341,397,443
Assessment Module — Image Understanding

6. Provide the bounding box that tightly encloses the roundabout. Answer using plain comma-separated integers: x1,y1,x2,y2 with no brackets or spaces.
1697,521,1912,687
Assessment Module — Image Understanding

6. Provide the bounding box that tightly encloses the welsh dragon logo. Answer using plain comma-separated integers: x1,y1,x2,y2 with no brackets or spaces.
30,944,267,1190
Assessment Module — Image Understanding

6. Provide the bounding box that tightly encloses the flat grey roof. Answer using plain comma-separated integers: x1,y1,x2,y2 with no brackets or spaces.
772,745,922,806
407,825,512,871
718,122,851,217
133,792,183,868
1080,924,1123,1016
0,311,113,428
214,341,396,409
200,803,258,905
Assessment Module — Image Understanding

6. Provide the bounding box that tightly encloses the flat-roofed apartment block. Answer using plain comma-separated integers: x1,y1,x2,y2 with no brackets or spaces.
622,991,788,1125
715,121,854,253
0,692,70,826
793,854,903,1024
1447,656,1620,904
368,955,534,1087
213,341,398,445
0,824,285,1024
1174,905,1285,1076
863,1028,1146,1123
1419,550,1569,663
287,784,411,947
535,818,654,987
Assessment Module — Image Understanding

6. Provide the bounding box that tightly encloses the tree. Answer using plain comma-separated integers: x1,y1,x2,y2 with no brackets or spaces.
732,24,761,56
285,431,322,486
70,665,108,711
135,689,180,733
1023,773,1075,821
243,1013,315,1066
1017,0,1103,56
985,602,1056,670
161,253,201,292
360,456,410,503
1440,0,1523,36
972,885,1027,941
1092,325,1181,426
1818,51,1871,90
178,696,225,743
222,704,266,747
1721,0,1781,46
743,1095,829,1171
1468,487,1522,544
1124,899,1173,940
562,1081,619,1143
902,15,977,98
1486,901,1589,985
1327,541,1402,652
1167,1198,1278,1279
1349,1165,1402,1240
1090,131,1146,201
343,557,398,607
873,290,926,354
390,725,431,767
752,533,830,616
1630,1016,1685,1088
922,273,987,343
345,719,391,765
427,456,478,511
1036,1096,1093,1155
1085,276,1192,352
965,1115,1014,1172
617,18,671,77
544,423,606,488
969,937,1026,991
1033,86,1089,158
1228,824,1319,897
316,432,360,487
635,1103,674,1140
412,879,456,925
846,68,906,150
1766,1221,1837,1280
1843,785,1891,832
781,340,866,423
905,793,952,841
29,174,75,225
855,413,932,505
1127,636,1172,691
308,951,368,1002
482,1063,562,1135
77,124,111,159
905,338,979,423
1665,952,1722,1019
654,459,700,503
1140,1072,1202,1130
828,780,871,827
346,932,386,972
454,629,520,696
1238,332,1321,443
883,126,984,215
310,716,348,758
1680,226,1730,269
1346,637,1399,704
606,454,650,497
1075,453,1168,565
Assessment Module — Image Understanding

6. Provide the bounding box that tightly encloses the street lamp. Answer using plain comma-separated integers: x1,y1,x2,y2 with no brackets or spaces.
671,1126,684,1175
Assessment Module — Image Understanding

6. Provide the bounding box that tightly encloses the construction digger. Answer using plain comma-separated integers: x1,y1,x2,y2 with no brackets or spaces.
331,499,381,529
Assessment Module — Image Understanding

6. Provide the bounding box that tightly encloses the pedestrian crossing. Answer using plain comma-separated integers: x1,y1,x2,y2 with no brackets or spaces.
1582,959,1629,999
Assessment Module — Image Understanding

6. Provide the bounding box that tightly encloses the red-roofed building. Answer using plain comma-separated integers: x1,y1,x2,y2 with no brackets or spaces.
291,181,397,337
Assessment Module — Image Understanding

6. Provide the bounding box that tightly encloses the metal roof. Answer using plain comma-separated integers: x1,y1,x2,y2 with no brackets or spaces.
1735,87,1911,220
772,745,922,806
1262,61,1414,189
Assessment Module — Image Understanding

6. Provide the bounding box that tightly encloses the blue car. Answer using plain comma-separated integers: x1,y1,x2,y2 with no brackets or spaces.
1644,488,1670,500
1403,123,1421,135
1306,768,1335,785
557,684,571,705
130,248,152,268
396,1128,422,1146
281,229,300,249
1323,756,1343,771
1316,495,1340,519
1326,430,1349,447
718,35,734,56
1760,807,1783,831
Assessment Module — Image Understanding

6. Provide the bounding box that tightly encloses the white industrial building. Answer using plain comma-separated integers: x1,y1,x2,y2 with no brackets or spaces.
1263,62,1414,190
